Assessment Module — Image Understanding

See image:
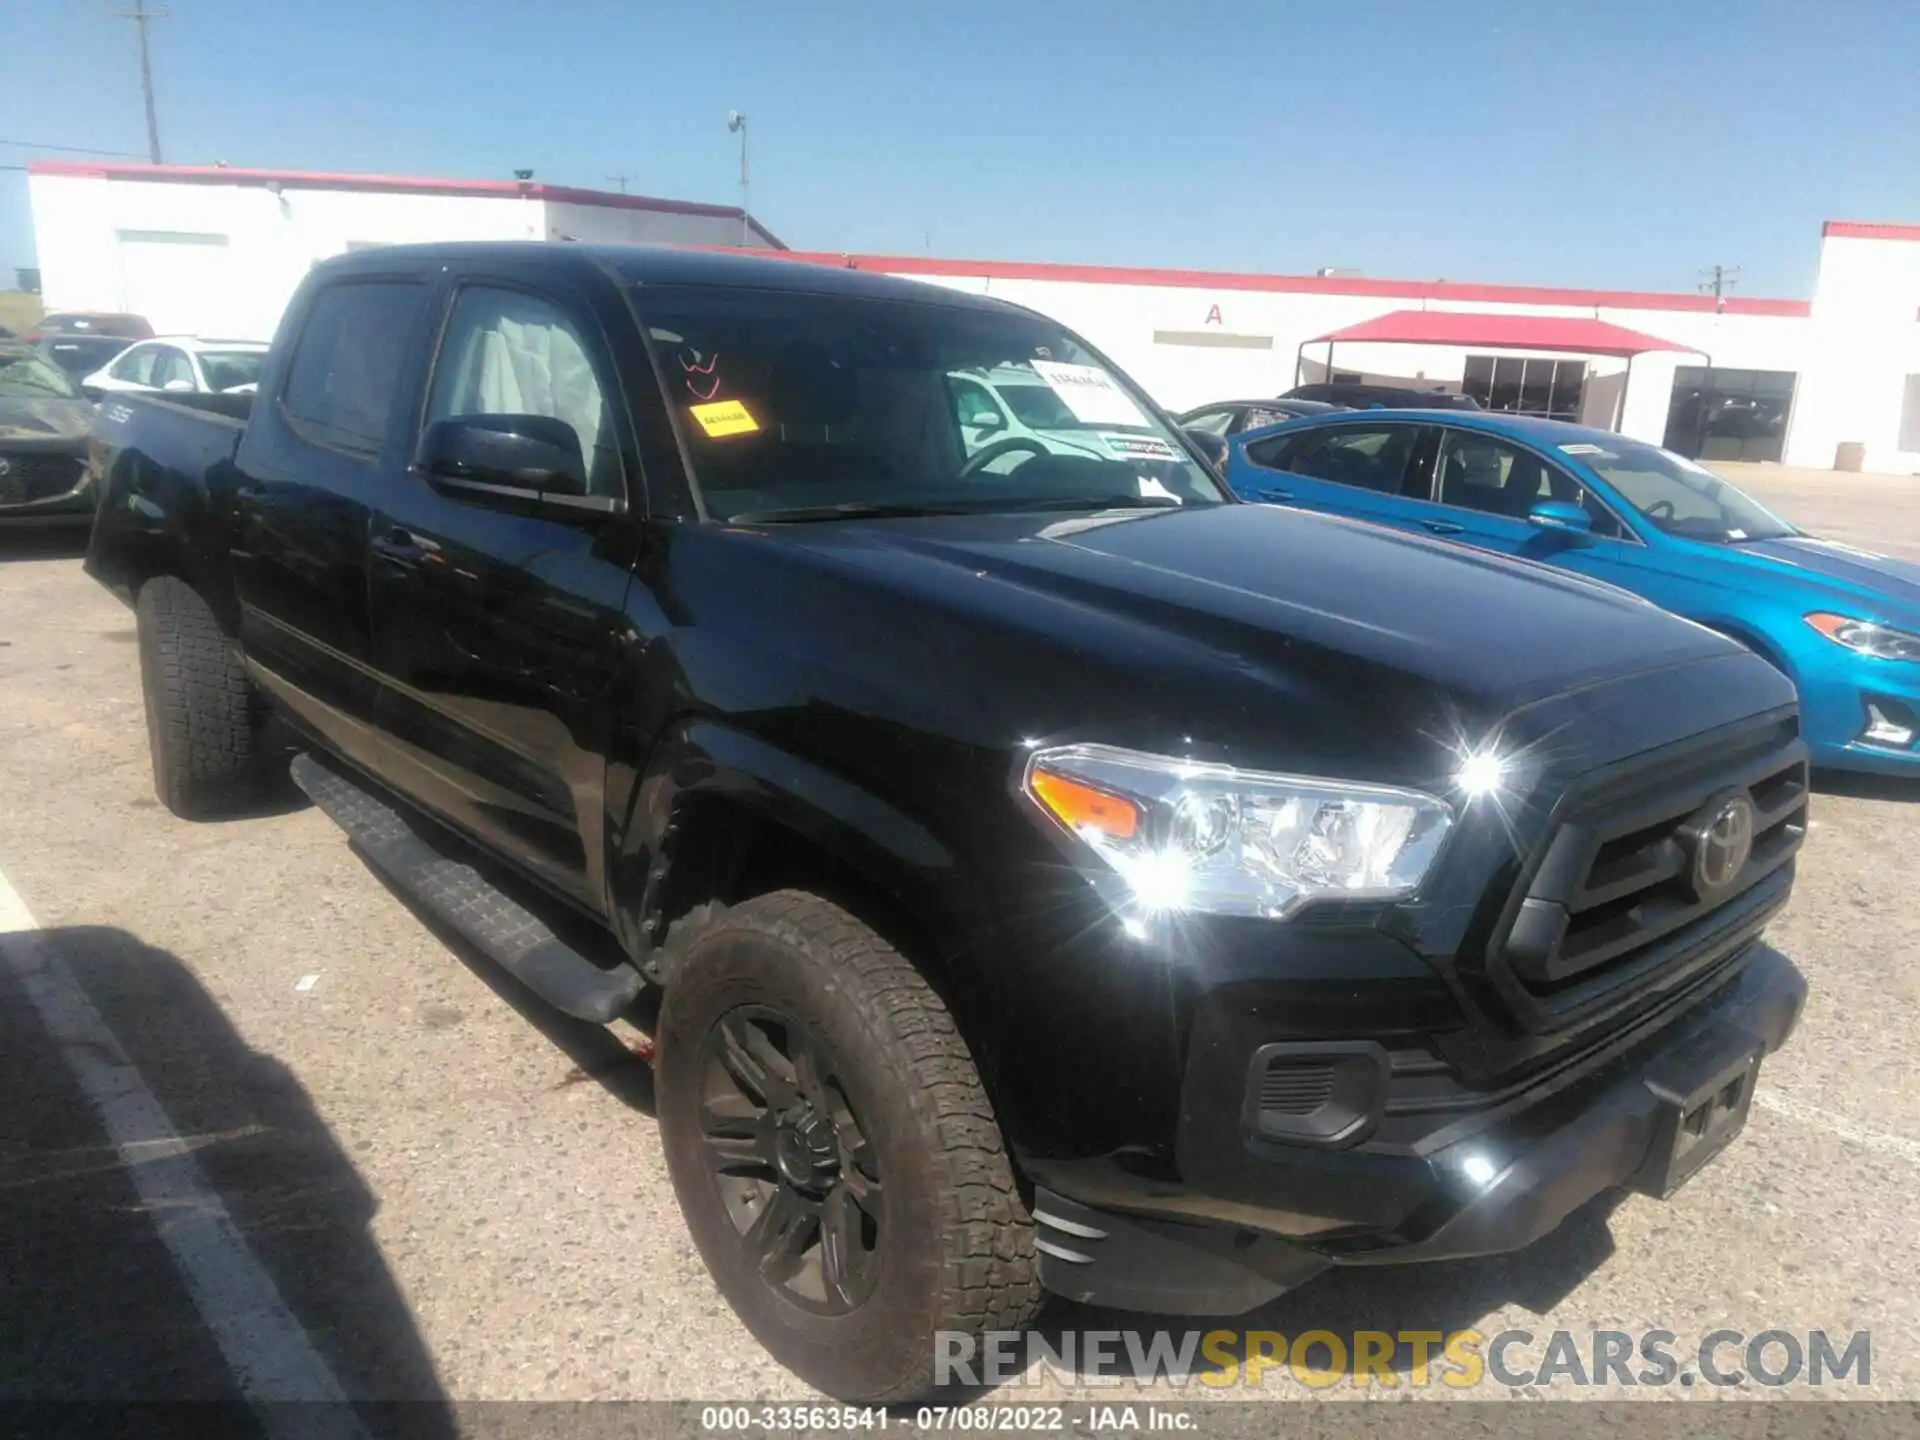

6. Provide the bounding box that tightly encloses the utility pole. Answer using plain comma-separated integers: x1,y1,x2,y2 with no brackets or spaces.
727,110,749,245
1699,263,1741,313
115,0,168,163
606,173,633,193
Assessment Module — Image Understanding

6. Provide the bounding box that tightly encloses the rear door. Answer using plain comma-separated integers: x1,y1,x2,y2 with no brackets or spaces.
365,263,643,914
1236,420,1434,527
230,273,433,775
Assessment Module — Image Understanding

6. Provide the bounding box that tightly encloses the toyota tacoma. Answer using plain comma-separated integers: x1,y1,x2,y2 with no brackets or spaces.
85,242,1808,1401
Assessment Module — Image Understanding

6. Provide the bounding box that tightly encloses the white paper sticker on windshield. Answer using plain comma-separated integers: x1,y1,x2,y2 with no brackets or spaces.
1727,528,1748,540
1137,476,1182,502
1102,433,1177,462
1559,442,1609,456
1031,360,1150,426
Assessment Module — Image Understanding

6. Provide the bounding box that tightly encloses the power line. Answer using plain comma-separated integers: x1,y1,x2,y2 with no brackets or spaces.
0,138,149,157
606,173,634,193
113,1,169,163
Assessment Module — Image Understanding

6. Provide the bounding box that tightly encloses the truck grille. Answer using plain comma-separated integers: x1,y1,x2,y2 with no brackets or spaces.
1485,709,1807,1033
0,453,85,507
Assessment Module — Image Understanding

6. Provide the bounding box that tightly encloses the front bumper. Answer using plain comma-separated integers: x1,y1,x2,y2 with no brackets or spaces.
0,448,94,528
1034,943,1805,1314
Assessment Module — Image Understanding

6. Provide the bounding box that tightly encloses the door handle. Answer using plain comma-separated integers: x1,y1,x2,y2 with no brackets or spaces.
1421,520,1465,535
372,525,427,559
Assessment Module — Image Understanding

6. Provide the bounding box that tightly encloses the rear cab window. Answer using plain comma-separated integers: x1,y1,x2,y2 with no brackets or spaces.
279,281,428,457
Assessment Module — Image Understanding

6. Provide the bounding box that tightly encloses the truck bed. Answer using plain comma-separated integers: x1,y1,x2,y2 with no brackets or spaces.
85,390,253,607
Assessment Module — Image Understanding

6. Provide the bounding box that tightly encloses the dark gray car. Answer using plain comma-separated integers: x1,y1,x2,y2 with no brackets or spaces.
0,343,95,526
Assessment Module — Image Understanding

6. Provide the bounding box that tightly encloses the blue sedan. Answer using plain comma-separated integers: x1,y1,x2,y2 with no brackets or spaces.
1225,409,1920,774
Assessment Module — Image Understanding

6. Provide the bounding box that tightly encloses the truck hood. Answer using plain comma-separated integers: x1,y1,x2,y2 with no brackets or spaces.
1713,534,1920,619
730,502,1779,792
0,395,92,445
841,503,1727,704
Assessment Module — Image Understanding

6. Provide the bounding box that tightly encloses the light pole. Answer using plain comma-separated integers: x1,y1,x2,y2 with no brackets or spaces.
116,0,167,163
727,110,749,246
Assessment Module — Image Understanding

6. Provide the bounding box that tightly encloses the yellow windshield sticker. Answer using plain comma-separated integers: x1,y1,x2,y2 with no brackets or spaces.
689,399,759,438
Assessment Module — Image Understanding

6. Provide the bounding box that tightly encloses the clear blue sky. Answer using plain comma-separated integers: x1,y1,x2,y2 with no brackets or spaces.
4,0,1917,299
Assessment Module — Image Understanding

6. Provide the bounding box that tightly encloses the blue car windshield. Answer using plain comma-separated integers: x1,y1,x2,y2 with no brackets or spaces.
1567,439,1796,544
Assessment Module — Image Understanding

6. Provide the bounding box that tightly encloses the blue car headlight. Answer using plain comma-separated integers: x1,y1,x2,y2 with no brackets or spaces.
1805,613,1920,662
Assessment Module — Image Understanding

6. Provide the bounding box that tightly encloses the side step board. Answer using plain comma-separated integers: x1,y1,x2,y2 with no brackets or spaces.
289,753,645,1024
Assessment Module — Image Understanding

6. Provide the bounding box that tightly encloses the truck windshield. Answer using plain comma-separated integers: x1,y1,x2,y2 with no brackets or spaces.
634,285,1224,522
1571,440,1796,543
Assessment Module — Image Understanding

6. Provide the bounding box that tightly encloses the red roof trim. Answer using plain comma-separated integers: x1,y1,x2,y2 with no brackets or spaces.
1309,309,1695,357
25,160,785,248
761,248,1808,317
1823,220,1920,242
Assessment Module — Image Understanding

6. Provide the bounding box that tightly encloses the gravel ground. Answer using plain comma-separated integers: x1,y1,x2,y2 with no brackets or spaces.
1,464,1916,1414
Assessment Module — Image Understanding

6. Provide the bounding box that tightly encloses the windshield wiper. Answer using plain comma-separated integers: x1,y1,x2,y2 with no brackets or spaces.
1000,494,1188,513
724,501,991,524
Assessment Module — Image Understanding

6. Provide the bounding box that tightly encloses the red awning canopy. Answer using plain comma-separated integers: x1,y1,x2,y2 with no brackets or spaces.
1308,309,1695,357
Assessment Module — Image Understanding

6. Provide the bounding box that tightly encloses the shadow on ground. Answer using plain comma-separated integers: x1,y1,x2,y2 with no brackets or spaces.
0,527,90,565
0,924,458,1432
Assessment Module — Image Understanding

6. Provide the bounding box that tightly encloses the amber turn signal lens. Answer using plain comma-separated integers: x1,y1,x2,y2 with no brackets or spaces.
1029,767,1142,840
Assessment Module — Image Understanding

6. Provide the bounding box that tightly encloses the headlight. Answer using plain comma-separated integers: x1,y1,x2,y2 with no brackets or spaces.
1022,743,1454,919
1805,613,1920,662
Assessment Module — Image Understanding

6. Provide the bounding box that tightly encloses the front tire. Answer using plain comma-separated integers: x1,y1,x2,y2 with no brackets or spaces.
656,890,1041,1402
135,575,269,819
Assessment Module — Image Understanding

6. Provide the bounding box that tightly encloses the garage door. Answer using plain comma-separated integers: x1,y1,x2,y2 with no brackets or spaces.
116,230,242,337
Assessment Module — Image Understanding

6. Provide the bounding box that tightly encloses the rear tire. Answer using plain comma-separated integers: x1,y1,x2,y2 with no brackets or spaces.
135,575,269,819
656,890,1042,1402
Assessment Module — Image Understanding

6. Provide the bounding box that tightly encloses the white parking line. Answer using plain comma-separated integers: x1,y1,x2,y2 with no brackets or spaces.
1755,1086,1920,1166
0,867,366,1433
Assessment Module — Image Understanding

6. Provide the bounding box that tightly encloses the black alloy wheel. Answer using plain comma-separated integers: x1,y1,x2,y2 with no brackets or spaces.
698,1005,884,1314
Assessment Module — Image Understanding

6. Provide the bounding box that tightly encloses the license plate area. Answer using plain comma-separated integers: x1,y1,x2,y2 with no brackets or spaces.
1632,1028,1761,1199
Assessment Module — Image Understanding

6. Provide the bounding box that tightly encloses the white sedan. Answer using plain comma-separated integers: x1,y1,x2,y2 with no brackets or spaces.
83,337,268,397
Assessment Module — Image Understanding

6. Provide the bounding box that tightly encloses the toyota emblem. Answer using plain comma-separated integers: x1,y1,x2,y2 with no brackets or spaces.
1687,791,1756,899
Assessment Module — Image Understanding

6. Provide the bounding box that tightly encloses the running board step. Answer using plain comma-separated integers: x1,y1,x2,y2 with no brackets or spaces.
289,753,644,1024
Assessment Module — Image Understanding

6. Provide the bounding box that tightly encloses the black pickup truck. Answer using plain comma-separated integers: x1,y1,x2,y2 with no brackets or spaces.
86,242,1808,1401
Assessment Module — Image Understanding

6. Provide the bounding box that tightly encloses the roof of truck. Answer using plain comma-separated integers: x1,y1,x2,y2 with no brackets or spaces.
319,241,1024,314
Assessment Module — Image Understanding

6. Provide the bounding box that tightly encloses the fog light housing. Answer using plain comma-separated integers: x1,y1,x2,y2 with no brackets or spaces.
1863,700,1916,748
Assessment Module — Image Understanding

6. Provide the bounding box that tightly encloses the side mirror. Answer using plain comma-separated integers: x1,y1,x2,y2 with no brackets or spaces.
970,409,1005,432
80,384,104,403
162,378,195,393
1528,499,1595,538
416,414,590,500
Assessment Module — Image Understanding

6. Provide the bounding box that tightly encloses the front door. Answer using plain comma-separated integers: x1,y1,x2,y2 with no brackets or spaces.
366,272,643,914
1424,427,1638,580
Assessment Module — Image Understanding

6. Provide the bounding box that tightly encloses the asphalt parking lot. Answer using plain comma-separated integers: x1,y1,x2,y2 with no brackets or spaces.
2,465,1919,1412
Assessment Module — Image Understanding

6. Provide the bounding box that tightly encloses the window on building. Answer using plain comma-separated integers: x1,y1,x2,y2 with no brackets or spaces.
1463,355,1587,421
1663,367,1798,462
281,281,427,456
